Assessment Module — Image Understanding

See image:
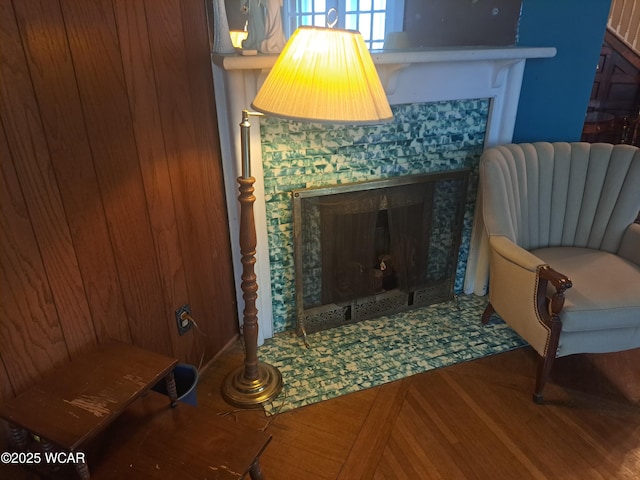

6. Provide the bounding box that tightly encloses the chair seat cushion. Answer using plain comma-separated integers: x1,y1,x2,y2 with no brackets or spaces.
531,247,640,333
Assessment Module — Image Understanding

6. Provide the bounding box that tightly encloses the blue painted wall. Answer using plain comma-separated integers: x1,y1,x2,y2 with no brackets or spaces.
514,0,611,142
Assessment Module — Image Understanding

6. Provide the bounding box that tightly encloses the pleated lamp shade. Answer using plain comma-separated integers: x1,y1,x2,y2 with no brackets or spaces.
251,26,393,125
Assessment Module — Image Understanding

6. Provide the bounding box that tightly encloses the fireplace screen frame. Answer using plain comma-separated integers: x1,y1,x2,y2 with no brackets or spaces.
291,170,470,342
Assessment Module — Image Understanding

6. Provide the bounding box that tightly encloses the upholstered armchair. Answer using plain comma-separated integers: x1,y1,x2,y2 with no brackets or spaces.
480,142,640,403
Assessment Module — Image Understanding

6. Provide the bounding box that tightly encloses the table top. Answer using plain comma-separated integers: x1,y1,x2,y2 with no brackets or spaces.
10,391,273,479
0,340,178,451
86,391,272,479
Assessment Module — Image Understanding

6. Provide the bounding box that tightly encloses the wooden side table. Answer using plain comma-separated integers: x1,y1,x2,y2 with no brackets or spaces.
581,111,616,142
85,390,272,479
0,340,178,479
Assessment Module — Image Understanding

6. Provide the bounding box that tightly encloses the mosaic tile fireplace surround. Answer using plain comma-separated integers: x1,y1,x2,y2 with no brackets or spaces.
212,46,556,341
261,100,486,332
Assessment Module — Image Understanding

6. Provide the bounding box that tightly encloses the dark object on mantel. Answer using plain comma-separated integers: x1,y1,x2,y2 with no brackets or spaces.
404,0,522,48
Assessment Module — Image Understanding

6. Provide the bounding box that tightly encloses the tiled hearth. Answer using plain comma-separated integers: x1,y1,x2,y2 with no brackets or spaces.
211,46,556,341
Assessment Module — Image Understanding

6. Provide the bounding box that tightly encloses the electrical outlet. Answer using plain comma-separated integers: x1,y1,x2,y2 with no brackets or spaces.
175,304,193,335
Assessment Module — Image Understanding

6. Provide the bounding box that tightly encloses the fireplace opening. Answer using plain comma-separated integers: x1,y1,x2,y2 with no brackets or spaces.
292,170,470,338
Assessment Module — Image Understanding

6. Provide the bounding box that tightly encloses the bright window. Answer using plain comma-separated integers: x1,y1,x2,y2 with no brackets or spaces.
283,1,404,50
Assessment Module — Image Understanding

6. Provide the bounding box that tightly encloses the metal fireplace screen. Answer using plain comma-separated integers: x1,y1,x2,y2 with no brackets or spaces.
292,170,470,340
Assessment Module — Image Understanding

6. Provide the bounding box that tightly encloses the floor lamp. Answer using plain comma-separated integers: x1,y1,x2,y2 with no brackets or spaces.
222,25,393,408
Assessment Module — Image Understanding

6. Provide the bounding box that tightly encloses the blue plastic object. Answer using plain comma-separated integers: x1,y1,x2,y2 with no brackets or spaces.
152,363,199,406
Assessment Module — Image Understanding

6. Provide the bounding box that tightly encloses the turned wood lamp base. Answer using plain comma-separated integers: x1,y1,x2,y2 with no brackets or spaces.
221,110,283,408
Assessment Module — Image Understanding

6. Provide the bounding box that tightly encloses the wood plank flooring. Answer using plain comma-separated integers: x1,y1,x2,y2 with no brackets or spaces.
2,338,639,479
198,340,640,480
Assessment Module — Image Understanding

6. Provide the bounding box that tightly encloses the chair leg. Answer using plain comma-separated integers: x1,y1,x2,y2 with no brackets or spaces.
533,352,556,404
532,312,562,404
531,265,570,403
481,302,495,325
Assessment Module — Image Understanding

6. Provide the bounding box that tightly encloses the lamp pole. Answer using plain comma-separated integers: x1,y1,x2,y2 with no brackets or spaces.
222,110,283,407
221,25,392,408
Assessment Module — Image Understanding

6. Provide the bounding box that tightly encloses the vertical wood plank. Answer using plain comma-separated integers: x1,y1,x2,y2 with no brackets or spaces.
113,0,193,362
620,0,635,41
179,0,238,352
145,0,238,356
59,0,172,355
0,122,68,395
0,356,15,404
610,0,625,32
629,4,640,49
1,0,238,399
0,0,96,357
10,0,132,345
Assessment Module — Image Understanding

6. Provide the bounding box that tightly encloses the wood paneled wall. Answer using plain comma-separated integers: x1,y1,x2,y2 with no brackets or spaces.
0,0,238,403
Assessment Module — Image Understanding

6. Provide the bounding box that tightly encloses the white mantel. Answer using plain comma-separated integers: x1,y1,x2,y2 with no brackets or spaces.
211,46,556,343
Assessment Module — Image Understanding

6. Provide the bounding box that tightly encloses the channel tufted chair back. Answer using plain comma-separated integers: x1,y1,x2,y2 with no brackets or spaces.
480,142,640,402
484,142,639,252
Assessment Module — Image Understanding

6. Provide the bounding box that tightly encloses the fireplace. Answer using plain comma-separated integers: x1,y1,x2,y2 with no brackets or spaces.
211,45,556,342
292,171,469,339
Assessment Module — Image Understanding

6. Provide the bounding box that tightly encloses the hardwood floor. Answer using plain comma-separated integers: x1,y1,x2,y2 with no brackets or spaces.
2,338,639,479
192,339,640,480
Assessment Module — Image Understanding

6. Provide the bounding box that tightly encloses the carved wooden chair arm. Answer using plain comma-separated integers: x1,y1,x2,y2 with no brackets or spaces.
488,235,573,327
538,265,572,294
537,265,572,328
